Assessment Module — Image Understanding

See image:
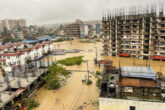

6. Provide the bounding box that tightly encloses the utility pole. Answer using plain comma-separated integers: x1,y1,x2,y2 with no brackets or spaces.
96,47,98,62
133,58,135,66
70,37,72,45
0,93,2,102
94,41,98,64
87,61,89,81
94,42,96,48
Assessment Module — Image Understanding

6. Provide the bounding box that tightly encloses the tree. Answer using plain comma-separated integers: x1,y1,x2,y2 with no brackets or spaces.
2,37,14,43
27,98,39,110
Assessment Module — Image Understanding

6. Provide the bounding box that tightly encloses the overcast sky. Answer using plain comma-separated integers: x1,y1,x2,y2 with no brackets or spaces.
0,0,164,25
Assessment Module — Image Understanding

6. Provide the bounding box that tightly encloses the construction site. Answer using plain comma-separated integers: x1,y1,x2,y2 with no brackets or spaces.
102,3,165,60
0,57,53,110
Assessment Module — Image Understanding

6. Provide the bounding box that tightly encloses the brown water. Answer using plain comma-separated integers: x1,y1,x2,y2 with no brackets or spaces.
34,40,165,110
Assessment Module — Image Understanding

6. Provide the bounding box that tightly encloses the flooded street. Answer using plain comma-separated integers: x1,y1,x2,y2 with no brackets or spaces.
34,40,165,110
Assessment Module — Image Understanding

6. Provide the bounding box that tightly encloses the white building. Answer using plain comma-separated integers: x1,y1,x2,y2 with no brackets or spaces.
0,41,53,72
84,24,89,36
99,98,165,110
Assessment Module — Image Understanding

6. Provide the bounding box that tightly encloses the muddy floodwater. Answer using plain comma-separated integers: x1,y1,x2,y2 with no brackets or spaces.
34,40,165,110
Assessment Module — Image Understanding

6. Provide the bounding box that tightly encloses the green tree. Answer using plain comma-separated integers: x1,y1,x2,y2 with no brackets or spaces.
2,37,14,43
43,62,70,90
27,98,39,110
96,78,101,88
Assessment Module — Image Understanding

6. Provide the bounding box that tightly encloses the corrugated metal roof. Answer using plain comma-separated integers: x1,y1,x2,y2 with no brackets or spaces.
24,40,38,43
120,66,156,79
24,36,56,43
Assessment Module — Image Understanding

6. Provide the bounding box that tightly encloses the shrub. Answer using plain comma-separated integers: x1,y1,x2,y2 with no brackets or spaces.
27,98,39,110
78,39,94,43
96,71,101,75
58,56,83,66
96,78,101,88
47,79,61,90
2,37,14,43
86,80,92,85
94,58,97,64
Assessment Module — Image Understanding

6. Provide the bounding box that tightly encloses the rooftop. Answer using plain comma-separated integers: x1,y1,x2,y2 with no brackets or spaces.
120,66,156,79
118,77,157,87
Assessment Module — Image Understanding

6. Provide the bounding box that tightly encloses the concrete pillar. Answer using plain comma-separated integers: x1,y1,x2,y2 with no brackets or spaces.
11,99,14,105
27,86,30,91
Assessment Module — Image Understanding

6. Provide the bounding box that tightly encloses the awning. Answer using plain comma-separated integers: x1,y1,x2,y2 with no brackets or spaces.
152,56,165,60
35,56,44,61
118,53,130,57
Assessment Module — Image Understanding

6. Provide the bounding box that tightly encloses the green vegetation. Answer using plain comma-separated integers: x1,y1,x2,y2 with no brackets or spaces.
96,71,101,75
47,79,61,90
103,74,109,80
79,39,94,43
43,62,70,90
27,98,39,110
96,78,101,88
95,39,102,42
86,80,92,85
79,39,101,43
58,56,83,66
2,37,14,43
47,33,55,36
54,38,64,42
2,37,23,44
94,58,97,64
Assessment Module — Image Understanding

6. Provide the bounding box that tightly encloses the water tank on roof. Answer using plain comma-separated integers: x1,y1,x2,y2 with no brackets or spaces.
108,83,116,93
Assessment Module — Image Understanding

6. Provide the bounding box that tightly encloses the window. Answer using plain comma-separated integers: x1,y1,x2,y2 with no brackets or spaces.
130,106,136,110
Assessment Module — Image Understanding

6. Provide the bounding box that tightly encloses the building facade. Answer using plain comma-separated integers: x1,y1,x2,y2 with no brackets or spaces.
66,19,84,38
102,9,165,60
0,19,26,32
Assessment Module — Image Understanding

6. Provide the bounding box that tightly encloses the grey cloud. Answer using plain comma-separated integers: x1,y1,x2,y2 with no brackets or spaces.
0,0,163,25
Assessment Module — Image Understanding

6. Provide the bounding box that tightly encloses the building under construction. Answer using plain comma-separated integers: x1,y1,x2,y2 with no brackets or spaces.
102,5,165,60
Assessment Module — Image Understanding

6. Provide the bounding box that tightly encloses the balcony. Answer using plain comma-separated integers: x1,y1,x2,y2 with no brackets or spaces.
143,43,149,45
103,45,109,48
103,48,110,51
155,49,165,52
118,53,130,57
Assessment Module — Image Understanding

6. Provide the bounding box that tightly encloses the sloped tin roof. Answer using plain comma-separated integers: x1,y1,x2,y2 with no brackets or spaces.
120,66,156,79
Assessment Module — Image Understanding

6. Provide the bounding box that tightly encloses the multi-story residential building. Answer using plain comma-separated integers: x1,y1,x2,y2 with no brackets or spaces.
96,23,101,35
102,8,165,60
14,31,24,39
84,24,89,37
66,19,84,38
0,41,53,72
0,19,26,31
0,21,3,32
